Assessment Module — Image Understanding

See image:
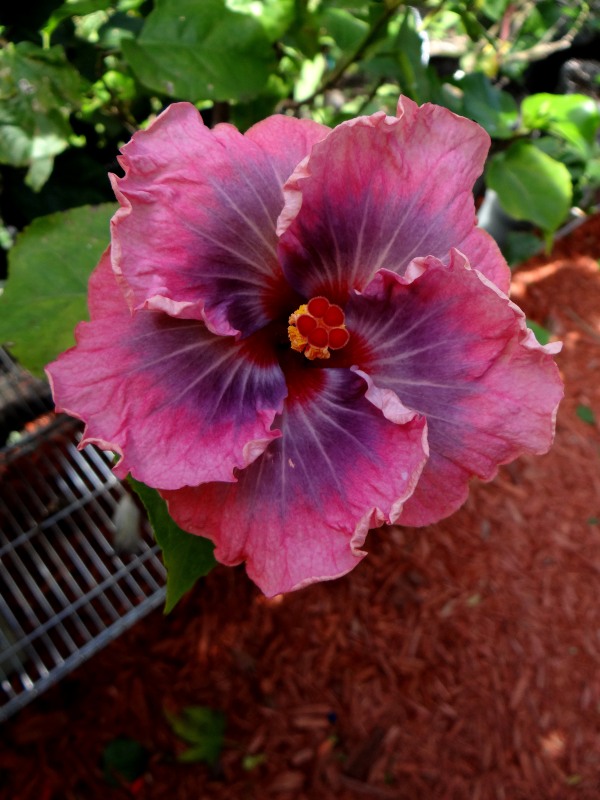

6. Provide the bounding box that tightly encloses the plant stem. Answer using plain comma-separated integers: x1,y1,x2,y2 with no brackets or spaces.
290,0,403,109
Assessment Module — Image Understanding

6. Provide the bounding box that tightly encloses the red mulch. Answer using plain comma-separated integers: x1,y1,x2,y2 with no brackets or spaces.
1,218,600,800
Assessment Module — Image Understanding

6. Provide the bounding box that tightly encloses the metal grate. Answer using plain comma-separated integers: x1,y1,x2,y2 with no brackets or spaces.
0,349,166,722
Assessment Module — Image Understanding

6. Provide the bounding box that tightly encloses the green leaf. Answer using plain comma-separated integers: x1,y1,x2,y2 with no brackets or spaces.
25,156,54,192
480,0,511,22
101,737,148,787
166,706,225,764
459,9,492,43
229,74,290,130
393,7,430,104
294,54,327,102
522,93,600,158
582,156,600,189
0,42,86,189
457,72,518,139
243,753,267,770
102,69,138,103
526,320,551,346
0,203,116,377
576,405,596,426
504,231,543,267
121,0,276,102
225,0,296,41
321,7,369,52
486,141,572,234
129,478,216,613
96,11,143,49
42,0,113,40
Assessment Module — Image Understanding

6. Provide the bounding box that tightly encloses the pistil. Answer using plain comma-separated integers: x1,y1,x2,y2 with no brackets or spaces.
288,296,350,360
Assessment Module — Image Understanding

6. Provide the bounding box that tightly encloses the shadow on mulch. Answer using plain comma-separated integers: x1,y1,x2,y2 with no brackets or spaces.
1,218,600,800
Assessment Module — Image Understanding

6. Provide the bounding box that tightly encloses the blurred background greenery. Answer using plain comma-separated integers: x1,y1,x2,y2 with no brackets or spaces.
0,0,599,282
1,0,599,377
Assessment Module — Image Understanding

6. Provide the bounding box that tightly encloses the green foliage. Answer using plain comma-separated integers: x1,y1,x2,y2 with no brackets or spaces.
128,478,216,613
121,0,277,102
321,7,369,52
526,320,551,346
226,0,296,42
0,204,115,376
243,753,268,770
42,0,114,41
576,405,596,426
486,142,572,236
294,54,328,103
454,73,518,139
393,7,432,104
0,0,595,231
522,93,600,159
165,706,226,764
504,231,543,267
0,42,86,190
479,0,511,23
101,737,148,787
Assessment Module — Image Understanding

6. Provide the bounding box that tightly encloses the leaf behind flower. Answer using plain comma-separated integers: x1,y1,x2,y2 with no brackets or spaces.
0,203,116,377
121,0,276,102
129,478,217,613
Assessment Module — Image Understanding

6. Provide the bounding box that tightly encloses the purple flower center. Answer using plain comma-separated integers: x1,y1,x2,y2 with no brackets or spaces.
287,296,350,360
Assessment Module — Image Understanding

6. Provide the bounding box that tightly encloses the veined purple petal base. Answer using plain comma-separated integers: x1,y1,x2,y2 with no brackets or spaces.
277,97,509,304
162,367,428,596
110,103,328,338
46,255,287,490
346,251,563,526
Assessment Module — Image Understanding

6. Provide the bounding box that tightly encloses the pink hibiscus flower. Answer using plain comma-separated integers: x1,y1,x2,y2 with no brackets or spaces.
46,97,563,596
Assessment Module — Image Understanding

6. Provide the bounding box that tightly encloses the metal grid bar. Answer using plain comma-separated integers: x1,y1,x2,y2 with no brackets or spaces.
0,350,167,722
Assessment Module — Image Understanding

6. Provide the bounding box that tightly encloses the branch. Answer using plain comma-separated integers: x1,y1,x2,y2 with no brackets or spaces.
286,0,403,110
424,3,590,67
503,2,590,65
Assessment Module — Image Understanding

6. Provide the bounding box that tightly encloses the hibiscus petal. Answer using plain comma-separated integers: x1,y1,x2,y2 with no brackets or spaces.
457,226,510,295
245,113,330,186
277,97,503,304
46,256,287,490
110,103,327,337
88,247,126,320
345,253,563,527
162,367,428,596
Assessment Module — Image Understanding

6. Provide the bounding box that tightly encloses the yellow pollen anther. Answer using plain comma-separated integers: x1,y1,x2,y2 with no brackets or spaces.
287,297,350,360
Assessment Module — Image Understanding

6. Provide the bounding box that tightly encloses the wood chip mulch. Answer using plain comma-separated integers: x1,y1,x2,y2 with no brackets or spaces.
1,217,600,800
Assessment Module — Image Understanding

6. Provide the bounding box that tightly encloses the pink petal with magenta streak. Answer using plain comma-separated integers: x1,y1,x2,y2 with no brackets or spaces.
110,103,327,338
46,254,287,490
345,250,563,526
277,96,509,304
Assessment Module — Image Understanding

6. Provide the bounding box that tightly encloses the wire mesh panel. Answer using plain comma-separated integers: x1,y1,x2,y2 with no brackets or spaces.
0,349,166,722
